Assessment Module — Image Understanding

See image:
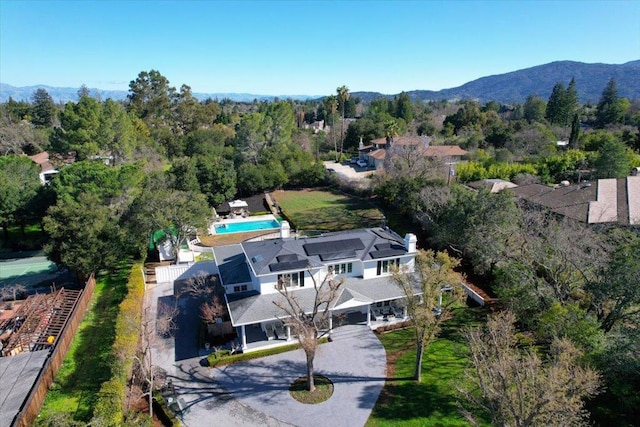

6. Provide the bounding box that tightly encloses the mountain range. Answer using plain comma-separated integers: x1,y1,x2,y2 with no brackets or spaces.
1,60,638,105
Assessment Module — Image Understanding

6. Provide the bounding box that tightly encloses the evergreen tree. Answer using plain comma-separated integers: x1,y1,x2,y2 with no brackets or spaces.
595,139,632,179
545,79,578,126
569,114,581,148
545,82,566,125
565,78,579,123
595,78,623,128
395,92,414,123
30,88,55,127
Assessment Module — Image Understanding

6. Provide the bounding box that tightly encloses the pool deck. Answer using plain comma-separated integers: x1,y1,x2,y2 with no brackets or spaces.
209,214,279,235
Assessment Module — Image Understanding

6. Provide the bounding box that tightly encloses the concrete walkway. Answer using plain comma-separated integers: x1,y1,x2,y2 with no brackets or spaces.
148,280,387,427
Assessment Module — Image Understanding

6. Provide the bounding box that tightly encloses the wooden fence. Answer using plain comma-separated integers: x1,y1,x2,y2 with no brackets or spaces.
155,261,218,284
12,274,96,427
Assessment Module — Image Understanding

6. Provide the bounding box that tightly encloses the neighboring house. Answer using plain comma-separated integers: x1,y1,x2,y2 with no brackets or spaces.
303,120,325,133
467,178,518,193
358,136,467,169
27,151,58,185
213,224,419,351
512,176,640,226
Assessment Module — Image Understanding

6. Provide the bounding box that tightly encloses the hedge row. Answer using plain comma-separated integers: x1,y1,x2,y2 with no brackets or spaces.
206,337,329,368
92,263,146,425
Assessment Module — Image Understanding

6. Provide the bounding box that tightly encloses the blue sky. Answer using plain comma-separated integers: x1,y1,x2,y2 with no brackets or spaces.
1,1,638,96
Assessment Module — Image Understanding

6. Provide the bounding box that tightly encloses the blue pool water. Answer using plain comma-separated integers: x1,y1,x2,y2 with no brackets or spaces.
214,219,280,234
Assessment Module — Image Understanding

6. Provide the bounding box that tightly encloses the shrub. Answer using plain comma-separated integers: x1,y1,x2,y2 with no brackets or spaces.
206,338,329,367
92,264,145,425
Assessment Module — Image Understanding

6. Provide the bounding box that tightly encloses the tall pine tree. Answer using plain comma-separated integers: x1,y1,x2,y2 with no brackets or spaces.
31,88,55,127
569,114,581,148
545,79,578,126
595,78,623,128
545,83,566,125
564,78,579,125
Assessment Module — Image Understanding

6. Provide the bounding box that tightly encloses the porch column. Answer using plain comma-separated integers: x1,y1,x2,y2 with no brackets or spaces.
240,325,247,350
366,305,371,327
286,325,291,341
328,315,333,336
403,306,408,319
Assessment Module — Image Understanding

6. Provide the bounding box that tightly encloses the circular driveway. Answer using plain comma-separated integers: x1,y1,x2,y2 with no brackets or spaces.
185,324,386,427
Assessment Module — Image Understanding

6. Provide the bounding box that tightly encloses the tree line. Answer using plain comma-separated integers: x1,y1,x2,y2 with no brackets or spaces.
1,69,639,424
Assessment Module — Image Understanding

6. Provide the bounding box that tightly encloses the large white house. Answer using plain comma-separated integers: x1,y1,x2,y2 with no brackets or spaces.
212,224,418,351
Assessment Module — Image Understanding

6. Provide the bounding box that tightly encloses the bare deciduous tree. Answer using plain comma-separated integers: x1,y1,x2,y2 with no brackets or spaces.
459,311,601,427
273,271,343,392
0,283,27,302
182,270,216,299
391,249,465,381
200,294,225,323
132,300,178,418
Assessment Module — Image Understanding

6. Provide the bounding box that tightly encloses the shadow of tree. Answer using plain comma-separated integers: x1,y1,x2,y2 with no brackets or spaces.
366,380,467,424
46,265,129,422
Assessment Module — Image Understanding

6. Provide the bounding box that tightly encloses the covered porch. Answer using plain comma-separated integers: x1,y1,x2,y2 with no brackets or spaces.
234,298,410,353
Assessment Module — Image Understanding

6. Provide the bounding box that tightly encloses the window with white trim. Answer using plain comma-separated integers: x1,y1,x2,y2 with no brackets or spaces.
233,285,248,292
331,262,353,275
376,258,400,275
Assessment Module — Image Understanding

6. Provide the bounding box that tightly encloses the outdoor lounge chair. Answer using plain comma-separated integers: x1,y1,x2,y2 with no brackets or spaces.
393,306,405,318
274,323,285,340
264,324,275,341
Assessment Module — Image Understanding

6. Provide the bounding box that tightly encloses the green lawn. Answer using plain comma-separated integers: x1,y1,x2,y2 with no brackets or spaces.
272,189,385,231
37,266,130,423
367,308,490,427
0,224,45,251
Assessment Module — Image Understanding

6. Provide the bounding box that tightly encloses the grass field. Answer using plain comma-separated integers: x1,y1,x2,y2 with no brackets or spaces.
271,189,385,231
367,308,489,427
0,224,45,251
37,266,130,424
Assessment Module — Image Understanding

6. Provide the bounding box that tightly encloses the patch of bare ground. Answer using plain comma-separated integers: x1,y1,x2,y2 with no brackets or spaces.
198,230,275,246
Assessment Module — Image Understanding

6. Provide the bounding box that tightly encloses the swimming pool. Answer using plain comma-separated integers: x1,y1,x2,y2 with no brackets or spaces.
214,219,280,234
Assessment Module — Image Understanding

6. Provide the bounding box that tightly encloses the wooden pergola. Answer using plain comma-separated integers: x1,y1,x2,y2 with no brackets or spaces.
1,288,81,356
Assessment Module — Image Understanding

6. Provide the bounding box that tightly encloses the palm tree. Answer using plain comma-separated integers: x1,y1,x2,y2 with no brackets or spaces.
336,85,350,160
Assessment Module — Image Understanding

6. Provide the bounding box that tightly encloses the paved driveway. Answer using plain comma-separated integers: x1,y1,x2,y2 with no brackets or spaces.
148,281,386,427
212,325,386,427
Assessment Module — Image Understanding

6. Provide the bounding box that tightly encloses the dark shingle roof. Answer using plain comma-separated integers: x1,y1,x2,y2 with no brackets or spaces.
512,178,640,225
213,245,252,286
0,350,49,427
242,228,407,277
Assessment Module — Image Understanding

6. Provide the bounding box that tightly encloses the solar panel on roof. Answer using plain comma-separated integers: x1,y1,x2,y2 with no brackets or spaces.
277,254,298,262
303,238,365,256
269,259,310,272
375,243,391,250
370,248,406,259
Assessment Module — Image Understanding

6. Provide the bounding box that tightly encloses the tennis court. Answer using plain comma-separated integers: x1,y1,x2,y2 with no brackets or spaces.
0,254,60,290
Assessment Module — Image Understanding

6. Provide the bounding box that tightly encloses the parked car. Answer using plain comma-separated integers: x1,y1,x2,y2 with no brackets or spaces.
357,159,368,168
350,158,358,164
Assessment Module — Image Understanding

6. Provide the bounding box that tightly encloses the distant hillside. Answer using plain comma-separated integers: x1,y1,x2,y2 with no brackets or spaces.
352,60,640,104
2,60,638,104
0,83,318,104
